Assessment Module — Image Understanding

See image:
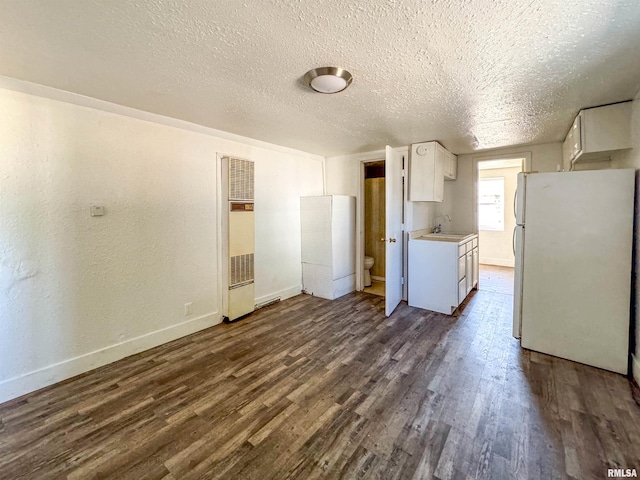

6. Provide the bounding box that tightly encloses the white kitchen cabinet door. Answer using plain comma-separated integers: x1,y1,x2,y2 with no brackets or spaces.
570,114,581,160
472,247,479,288
458,255,465,282
458,278,466,305
409,141,452,202
465,252,473,294
408,142,435,201
564,102,631,167
434,145,445,201
444,150,457,180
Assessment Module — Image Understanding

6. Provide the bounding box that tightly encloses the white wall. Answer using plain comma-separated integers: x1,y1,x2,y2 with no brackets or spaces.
0,84,323,403
407,201,438,233
442,142,562,233
612,93,640,384
325,151,374,198
478,166,520,267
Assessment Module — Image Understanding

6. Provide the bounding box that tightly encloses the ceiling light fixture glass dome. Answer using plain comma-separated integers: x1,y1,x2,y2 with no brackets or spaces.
304,67,353,94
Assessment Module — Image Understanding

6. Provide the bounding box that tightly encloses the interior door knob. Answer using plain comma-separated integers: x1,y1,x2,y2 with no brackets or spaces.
380,238,386,242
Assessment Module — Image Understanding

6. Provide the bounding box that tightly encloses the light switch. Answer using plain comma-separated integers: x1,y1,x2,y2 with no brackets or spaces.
90,205,105,217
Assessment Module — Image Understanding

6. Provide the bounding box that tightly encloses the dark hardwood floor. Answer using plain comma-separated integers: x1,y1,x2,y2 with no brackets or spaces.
1,289,639,479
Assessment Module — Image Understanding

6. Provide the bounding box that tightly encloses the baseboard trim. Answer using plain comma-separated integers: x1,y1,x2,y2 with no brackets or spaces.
479,257,515,268
371,276,386,282
0,312,220,405
633,353,640,385
255,285,301,306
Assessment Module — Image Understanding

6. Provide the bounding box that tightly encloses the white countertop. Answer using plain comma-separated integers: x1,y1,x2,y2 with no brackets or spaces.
416,232,477,243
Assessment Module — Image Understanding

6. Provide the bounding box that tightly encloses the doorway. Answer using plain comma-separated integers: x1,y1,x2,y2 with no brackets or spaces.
356,146,404,316
476,158,523,294
363,161,385,297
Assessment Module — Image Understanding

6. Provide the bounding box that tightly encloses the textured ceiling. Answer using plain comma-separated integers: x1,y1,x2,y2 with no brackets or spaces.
1,0,640,156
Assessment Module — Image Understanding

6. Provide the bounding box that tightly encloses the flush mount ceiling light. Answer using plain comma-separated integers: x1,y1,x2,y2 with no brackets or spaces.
304,67,353,94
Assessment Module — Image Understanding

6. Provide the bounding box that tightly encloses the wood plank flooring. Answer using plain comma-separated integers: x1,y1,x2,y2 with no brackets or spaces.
478,264,514,295
1,289,639,479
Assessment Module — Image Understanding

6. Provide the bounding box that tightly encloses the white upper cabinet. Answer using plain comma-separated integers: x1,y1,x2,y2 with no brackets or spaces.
562,101,632,168
444,149,457,180
409,141,457,202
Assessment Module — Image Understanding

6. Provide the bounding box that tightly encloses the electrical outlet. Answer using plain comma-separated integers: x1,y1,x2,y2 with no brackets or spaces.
184,302,193,316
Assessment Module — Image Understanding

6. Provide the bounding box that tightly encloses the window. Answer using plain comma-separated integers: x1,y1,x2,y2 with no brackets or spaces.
478,177,504,231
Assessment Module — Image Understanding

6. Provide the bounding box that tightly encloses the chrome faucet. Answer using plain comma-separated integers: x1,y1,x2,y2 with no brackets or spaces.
433,213,452,233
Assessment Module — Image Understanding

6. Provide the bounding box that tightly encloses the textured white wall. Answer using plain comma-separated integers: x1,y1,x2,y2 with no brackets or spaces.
407,202,437,234
0,86,323,402
325,153,363,198
478,166,520,267
612,93,640,384
252,148,323,302
443,142,562,233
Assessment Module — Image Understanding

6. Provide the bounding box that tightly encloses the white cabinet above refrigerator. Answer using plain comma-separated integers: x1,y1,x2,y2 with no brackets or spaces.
562,101,632,169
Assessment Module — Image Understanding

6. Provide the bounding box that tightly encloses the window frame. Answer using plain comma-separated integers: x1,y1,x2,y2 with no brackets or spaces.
478,176,505,232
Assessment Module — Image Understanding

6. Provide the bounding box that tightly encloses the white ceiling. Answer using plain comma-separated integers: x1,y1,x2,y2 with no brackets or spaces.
1,0,639,157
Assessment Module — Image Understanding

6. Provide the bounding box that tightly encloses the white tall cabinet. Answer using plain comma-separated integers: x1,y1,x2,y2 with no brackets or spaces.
300,195,356,300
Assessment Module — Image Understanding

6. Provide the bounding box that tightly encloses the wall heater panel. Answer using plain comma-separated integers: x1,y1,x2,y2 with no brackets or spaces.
229,157,255,200
222,157,255,321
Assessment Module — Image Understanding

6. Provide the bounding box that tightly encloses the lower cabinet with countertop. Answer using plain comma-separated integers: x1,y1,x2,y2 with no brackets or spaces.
408,232,479,315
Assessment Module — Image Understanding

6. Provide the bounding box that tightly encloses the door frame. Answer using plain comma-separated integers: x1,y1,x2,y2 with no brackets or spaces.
356,147,408,292
471,151,532,238
358,153,385,291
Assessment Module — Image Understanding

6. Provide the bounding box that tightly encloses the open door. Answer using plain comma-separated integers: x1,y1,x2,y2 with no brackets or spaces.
385,146,403,316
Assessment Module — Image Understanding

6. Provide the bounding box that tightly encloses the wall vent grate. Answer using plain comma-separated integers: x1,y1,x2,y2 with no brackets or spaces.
229,157,254,200
229,253,255,287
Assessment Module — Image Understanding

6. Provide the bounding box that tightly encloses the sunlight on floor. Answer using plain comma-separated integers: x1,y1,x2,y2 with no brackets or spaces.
479,264,514,295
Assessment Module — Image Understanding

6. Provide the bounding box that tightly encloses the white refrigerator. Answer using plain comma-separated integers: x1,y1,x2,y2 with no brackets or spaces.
512,169,634,374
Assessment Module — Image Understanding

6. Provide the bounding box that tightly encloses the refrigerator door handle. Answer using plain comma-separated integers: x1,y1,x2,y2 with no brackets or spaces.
513,188,518,219
512,227,516,256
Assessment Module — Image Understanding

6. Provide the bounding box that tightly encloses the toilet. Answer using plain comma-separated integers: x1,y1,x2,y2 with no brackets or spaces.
364,256,375,287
